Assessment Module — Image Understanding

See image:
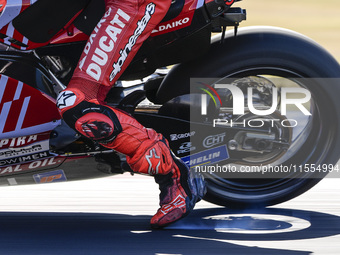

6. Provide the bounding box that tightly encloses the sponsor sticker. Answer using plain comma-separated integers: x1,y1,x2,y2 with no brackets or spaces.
0,134,41,149
170,131,195,141
177,142,196,154
151,11,194,36
181,145,229,168
203,133,226,148
33,169,67,184
0,139,50,160
0,151,55,167
0,157,62,175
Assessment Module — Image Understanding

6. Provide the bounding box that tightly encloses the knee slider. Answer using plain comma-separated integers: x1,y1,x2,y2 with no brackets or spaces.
62,101,122,143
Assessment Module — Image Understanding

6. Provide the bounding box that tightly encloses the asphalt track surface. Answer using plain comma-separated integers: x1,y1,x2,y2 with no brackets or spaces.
0,174,339,255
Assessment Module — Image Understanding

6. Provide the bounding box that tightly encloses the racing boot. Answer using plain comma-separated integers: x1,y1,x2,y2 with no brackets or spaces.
57,87,206,228
116,128,206,228
150,151,206,228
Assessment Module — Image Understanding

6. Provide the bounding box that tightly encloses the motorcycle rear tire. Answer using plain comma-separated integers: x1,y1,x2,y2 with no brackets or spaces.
157,26,340,208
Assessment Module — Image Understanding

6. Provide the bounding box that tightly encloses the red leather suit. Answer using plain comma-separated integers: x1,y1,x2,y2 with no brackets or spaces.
58,0,173,174
56,0,204,228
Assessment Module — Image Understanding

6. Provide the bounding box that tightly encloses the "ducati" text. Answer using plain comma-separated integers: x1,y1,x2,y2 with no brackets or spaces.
80,8,131,81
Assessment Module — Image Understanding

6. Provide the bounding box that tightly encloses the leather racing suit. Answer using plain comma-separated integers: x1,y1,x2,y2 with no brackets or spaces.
56,0,206,228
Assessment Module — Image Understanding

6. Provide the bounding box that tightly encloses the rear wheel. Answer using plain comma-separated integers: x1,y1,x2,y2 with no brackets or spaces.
157,26,340,207
203,72,338,208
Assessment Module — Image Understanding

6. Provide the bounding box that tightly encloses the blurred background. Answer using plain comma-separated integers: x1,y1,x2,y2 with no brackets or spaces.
235,0,340,61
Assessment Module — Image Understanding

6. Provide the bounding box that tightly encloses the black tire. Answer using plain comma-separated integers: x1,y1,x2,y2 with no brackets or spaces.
157,26,340,208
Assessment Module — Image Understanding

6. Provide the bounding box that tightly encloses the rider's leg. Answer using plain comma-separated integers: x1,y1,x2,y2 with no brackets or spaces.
57,0,205,228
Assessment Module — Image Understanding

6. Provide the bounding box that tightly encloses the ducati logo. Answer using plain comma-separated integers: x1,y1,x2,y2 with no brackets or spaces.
56,90,77,109
145,148,161,175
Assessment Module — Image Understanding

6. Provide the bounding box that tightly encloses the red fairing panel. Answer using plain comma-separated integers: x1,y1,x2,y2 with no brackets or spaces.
0,0,88,50
0,0,33,50
0,75,61,139
151,0,203,37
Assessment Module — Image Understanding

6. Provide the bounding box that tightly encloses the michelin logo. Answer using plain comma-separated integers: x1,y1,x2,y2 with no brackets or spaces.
181,145,229,168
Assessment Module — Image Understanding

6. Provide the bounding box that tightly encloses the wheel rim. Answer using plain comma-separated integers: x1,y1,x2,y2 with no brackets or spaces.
201,67,336,193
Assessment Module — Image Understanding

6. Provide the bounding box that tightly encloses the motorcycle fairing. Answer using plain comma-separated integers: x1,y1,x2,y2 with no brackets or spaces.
0,0,92,50
0,155,112,186
150,0,199,37
0,0,95,49
0,131,54,172
0,0,31,31
0,74,60,139
0,0,31,49
0,71,110,185
0,155,63,177
12,0,91,43
0,131,50,151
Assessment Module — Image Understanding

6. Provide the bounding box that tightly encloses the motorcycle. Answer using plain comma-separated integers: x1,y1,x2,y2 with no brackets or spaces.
0,0,339,208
